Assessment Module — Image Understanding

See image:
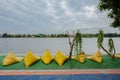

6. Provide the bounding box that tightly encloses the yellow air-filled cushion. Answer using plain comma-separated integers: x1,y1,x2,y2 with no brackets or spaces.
87,51,102,63
55,50,67,66
41,50,54,64
115,54,120,58
3,52,22,66
24,51,40,68
74,52,86,63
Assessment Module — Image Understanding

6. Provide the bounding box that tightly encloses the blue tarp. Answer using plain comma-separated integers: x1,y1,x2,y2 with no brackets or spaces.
0,74,120,80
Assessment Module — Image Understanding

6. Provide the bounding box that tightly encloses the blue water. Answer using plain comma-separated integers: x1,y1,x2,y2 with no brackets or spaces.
0,74,120,80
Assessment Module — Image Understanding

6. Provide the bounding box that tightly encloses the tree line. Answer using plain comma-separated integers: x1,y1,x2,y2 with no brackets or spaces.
0,33,68,38
0,33,120,38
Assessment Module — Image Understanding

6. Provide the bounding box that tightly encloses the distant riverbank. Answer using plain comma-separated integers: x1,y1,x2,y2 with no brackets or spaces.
0,33,120,38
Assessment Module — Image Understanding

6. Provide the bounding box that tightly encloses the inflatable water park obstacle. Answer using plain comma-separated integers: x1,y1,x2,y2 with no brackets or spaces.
1,50,120,68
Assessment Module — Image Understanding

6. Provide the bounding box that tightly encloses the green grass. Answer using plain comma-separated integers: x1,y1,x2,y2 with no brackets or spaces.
0,56,120,70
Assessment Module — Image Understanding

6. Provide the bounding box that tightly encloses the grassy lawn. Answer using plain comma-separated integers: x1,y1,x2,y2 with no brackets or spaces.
0,56,120,70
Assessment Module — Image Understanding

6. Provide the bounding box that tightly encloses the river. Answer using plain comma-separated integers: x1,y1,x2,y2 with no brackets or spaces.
0,38,119,55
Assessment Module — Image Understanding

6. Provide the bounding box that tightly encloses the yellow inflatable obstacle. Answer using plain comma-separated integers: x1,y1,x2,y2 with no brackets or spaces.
55,50,67,66
115,54,120,58
3,52,23,66
87,51,102,63
24,51,40,68
74,52,86,63
41,50,54,64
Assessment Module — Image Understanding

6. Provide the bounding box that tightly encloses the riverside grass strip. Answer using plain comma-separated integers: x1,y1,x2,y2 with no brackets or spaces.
0,56,120,70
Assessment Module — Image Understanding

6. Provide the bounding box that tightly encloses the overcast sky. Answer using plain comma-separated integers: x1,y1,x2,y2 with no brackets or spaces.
0,0,119,34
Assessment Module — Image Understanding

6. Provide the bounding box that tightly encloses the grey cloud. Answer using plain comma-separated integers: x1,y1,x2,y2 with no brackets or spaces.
0,0,118,34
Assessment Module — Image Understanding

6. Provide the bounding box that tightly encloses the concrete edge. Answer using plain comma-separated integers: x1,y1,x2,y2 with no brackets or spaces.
0,69,120,75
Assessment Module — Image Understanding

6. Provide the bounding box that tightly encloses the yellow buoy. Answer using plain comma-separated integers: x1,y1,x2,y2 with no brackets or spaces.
55,50,67,66
87,51,102,63
24,50,40,68
115,54,120,58
41,50,54,64
74,52,86,63
3,52,22,66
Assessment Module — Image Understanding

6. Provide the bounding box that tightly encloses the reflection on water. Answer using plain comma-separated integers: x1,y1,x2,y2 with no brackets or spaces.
0,38,120,55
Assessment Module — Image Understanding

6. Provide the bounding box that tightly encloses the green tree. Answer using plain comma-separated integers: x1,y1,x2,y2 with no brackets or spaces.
74,30,82,54
98,0,120,30
97,30,116,59
2,33,8,38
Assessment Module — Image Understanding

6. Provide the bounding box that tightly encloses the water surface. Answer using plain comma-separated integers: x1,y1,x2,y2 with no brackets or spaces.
0,38,119,55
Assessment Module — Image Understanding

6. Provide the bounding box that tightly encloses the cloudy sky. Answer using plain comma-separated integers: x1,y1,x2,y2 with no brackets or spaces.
0,0,119,34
